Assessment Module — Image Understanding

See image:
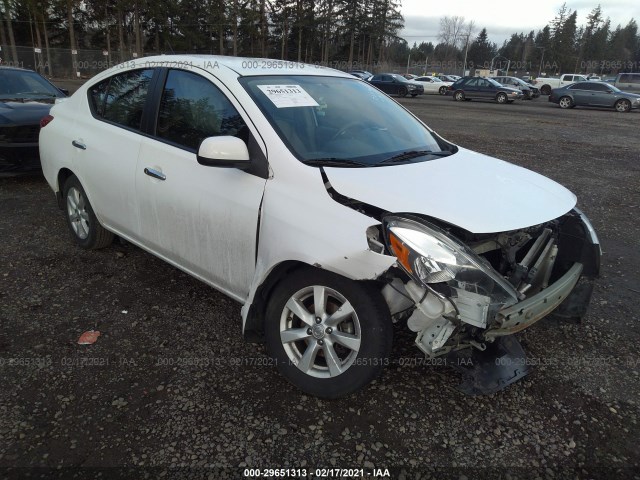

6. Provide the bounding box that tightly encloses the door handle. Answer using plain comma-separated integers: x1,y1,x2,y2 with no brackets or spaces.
72,140,86,150
144,167,166,181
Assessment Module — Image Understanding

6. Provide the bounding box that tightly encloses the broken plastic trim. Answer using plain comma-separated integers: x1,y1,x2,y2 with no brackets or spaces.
447,336,531,395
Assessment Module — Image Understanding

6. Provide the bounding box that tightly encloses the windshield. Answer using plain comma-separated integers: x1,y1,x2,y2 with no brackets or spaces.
0,69,64,99
240,75,453,167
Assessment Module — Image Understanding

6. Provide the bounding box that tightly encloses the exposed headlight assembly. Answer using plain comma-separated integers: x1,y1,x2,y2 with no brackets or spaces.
383,215,519,328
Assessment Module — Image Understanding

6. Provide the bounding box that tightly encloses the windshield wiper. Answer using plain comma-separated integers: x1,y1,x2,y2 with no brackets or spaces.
303,158,370,168
378,150,453,164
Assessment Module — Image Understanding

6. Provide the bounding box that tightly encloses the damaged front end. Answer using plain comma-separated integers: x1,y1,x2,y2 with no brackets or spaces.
373,209,600,395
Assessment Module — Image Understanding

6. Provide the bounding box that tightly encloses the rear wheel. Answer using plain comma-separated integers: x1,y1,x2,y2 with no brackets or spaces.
265,268,393,399
558,96,573,109
540,85,551,95
63,175,113,249
454,90,465,101
496,92,508,104
439,86,447,95
615,99,631,113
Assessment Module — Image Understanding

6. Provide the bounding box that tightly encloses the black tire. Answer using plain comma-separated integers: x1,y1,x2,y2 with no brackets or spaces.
439,86,447,95
265,268,393,399
410,93,418,97
615,99,631,113
454,90,465,101
540,85,551,95
558,96,573,109
63,175,113,249
496,92,508,104
398,87,408,97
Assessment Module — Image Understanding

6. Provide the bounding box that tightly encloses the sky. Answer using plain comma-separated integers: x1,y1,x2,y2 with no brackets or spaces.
399,1,640,47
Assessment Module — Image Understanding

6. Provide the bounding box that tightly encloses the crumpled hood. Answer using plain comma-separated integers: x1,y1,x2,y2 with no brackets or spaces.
324,148,577,234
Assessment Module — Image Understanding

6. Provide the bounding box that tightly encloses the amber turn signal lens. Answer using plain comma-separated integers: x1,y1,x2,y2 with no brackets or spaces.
389,232,412,273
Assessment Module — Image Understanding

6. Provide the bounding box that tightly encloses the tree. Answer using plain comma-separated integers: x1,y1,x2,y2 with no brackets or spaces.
467,28,496,69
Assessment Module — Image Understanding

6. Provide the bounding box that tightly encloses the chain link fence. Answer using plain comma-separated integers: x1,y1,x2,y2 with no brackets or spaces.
0,44,470,81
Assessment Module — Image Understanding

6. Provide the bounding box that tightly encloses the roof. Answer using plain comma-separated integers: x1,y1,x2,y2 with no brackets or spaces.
126,54,351,78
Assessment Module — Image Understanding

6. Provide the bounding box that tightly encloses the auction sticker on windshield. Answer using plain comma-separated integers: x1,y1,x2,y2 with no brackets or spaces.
257,85,319,108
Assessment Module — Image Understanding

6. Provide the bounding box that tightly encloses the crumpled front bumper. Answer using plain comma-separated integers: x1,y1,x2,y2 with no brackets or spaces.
484,262,583,340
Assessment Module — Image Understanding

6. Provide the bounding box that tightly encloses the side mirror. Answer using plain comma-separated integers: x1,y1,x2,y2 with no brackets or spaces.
197,136,250,169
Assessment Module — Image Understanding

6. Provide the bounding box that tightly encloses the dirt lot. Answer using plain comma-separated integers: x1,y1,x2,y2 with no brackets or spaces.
1,94,639,479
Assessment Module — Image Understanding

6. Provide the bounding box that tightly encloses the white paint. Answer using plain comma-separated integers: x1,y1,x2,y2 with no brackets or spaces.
324,148,576,234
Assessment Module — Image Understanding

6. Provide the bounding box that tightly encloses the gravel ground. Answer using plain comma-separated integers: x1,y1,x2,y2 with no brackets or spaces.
1,93,639,479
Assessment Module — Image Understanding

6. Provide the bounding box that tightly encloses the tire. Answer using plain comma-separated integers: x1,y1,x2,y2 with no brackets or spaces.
615,99,631,113
496,92,508,104
454,90,465,101
398,87,408,98
264,268,393,399
540,85,551,95
558,96,573,109
410,93,418,97
63,175,113,249
439,86,447,95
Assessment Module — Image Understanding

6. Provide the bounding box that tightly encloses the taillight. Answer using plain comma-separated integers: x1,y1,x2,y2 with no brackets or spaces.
40,115,54,128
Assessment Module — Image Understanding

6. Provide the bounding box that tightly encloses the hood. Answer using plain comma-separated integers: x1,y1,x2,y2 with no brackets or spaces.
324,148,577,234
0,100,54,125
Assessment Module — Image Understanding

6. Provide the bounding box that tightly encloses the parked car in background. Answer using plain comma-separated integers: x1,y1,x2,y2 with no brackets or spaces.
586,75,602,81
413,76,452,95
520,75,533,83
0,66,67,175
368,73,424,97
402,73,419,80
614,72,640,93
348,70,372,80
39,55,599,399
549,81,640,112
533,74,588,95
602,76,617,84
491,76,540,99
448,76,523,103
436,74,459,82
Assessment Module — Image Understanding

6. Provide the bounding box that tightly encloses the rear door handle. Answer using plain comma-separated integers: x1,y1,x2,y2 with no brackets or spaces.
144,167,166,181
72,140,86,150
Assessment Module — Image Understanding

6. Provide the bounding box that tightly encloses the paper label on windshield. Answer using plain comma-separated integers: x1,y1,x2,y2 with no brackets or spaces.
257,85,319,108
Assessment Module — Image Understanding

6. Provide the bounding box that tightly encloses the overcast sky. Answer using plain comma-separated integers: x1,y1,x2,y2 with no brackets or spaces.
400,1,640,47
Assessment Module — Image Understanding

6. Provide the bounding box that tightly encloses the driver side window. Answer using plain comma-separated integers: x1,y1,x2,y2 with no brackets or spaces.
155,69,248,151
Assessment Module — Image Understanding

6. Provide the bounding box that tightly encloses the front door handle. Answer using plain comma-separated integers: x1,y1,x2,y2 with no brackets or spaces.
72,140,86,150
143,167,166,181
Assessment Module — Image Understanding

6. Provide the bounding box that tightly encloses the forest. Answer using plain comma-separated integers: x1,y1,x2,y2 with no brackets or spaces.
0,0,637,76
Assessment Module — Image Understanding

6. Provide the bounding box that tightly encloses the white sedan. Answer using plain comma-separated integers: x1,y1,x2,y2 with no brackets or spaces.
413,75,452,95
39,55,599,398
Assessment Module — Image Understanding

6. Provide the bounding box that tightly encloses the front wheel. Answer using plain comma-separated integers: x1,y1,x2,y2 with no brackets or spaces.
615,99,631,113
398,87,408,97
496,92,508,104
265,268,393,399
63,175,113,249
558,96,573,109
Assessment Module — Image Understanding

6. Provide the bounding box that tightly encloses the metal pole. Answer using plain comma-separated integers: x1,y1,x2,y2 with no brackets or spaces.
462,35,469,76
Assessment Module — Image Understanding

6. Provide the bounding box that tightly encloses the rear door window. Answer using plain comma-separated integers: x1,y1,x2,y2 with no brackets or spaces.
101,69,154,130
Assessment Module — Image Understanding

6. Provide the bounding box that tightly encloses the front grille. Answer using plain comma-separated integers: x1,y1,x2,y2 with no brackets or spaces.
0,125,41,143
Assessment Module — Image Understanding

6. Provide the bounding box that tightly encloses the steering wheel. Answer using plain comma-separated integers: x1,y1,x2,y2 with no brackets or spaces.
330,121,372,141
